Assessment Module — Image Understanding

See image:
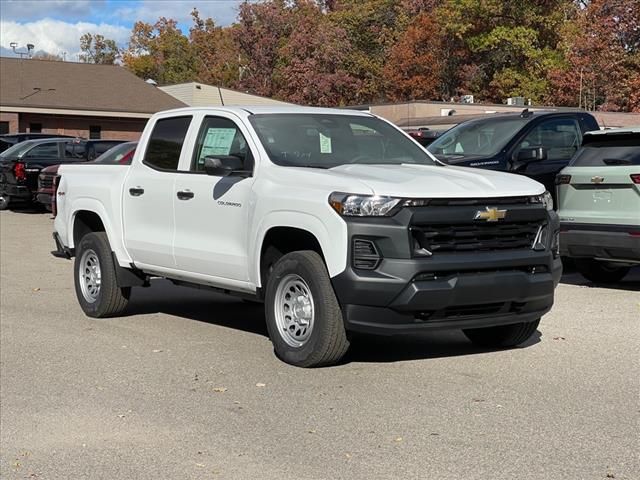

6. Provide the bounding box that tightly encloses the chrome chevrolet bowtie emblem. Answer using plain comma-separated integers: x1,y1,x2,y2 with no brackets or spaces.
474,207,507,222
591,176,605,184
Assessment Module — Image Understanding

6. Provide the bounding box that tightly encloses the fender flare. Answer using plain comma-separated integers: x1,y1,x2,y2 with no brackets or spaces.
252,211,348,287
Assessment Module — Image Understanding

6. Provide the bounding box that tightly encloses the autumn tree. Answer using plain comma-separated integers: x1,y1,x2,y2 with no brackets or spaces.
547,0,640,111
276,1,361,105
79,33,119,64
232,0,295,97
329,0,411,103
383,12,443,101
123,18,197,84
190,9,241,87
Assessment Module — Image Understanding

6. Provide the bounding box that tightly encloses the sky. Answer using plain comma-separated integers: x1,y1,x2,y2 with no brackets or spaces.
0,0,249,60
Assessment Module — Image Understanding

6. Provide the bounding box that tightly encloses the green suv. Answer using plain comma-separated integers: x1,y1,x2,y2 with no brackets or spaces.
557,128,640,283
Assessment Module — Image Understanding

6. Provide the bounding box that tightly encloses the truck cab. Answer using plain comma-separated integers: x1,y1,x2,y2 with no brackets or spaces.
427,110,600,200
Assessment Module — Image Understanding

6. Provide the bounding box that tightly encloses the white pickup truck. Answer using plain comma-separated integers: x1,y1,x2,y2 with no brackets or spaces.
53,106,562,367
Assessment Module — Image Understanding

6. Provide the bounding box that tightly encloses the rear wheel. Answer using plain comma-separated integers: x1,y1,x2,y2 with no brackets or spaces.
574,259,630,284
265,250,349,367
74,232,130,317
463,319,540,348
0,195,10,210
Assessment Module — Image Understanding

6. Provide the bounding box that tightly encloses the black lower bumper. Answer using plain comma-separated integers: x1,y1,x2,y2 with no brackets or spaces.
560,224,640,263
36,192,53,206
0,183,32,200
332,255,561,335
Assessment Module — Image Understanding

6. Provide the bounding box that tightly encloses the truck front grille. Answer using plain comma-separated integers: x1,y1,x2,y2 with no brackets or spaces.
411,221,542,254
38,174,55,190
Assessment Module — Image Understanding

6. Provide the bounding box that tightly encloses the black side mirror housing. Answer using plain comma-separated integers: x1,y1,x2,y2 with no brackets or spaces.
516,147,547,163
203,155,244,176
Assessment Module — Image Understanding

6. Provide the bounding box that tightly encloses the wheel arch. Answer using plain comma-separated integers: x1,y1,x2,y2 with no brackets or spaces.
254,212,348,288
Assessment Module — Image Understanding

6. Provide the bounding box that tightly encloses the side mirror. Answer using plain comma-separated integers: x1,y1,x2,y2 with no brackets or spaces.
516,147,547,163
203,155,244,176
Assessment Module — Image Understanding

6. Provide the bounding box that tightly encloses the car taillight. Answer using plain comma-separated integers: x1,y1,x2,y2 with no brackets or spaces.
14,162,27,182
555,174,571,185
630,174,640,184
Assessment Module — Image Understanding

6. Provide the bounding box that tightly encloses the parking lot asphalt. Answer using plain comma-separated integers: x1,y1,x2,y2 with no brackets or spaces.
1,209,638,480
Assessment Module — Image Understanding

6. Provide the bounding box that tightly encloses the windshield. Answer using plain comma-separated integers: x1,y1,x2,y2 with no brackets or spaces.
570,135,640,166
92,142,137,164
248,114,437,168
427,116,529,160
0,141,37,159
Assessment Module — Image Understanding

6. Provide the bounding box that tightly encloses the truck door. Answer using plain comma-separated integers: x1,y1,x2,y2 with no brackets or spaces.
511,117,582,198
123,115,192,269
173,114,256,283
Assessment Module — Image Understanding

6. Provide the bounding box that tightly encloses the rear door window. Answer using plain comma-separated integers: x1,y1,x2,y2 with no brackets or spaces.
143,116,192,171
24,142,59,158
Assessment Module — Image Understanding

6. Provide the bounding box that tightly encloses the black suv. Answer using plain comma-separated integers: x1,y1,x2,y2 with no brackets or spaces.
0,138,126,210
0,132,76,153
427,110,600,200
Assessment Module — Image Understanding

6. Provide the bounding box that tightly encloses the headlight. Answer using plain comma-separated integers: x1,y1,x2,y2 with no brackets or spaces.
329,192,401,217
530,191,553,211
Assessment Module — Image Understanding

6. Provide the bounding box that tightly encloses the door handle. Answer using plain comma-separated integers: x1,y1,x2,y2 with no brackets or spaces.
177,190,194,200
129,187,144,196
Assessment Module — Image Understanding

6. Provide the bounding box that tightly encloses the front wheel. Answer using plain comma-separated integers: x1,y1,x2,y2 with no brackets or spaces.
74,232,130,317
0,195,10,210
265,250,349,367
574,259,629,284
463,319,540,348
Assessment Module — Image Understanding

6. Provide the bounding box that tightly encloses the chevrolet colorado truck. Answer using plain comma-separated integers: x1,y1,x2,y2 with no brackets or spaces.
52,107,561,367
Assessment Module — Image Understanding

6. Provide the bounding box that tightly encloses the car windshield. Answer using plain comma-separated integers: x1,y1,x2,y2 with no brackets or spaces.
427,116,529,160
92,142,137,164
570,135,640,166
0,141,37,159
248,114,437,168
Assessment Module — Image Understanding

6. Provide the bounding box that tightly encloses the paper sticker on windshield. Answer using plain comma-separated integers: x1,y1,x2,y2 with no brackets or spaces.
200,128,236,158
319,132,332,154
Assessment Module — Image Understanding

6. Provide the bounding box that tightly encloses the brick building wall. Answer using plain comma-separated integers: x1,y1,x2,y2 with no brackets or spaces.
14,113,146,140
0,112,19,134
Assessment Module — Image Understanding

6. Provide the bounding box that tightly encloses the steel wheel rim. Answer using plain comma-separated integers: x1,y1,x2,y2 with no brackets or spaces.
79,249,101,303
274,274,314,347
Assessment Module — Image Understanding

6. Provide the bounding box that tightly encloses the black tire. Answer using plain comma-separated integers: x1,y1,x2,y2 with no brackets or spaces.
74,232,130,318
0,195,10,210
265,250,349,367
574,259,630,284
463,319,540,348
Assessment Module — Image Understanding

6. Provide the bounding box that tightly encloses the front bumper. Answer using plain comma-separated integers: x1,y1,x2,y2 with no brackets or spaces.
560,223,640,263
36,191,53,207
331,205,561,335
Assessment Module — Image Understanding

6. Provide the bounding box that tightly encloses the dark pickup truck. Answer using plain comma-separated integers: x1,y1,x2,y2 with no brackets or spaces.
0,138,126,210
427,110,600,201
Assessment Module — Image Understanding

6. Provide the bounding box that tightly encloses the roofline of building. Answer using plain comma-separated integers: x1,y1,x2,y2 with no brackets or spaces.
0,105,154,119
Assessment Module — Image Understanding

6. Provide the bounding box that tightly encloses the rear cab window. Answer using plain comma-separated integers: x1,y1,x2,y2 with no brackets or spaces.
143,116,192,171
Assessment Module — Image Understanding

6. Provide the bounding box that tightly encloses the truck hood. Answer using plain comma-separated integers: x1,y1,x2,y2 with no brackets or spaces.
329,164,545,198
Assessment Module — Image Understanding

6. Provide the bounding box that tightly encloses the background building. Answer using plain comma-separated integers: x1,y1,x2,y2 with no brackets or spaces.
159,82,292,107
0,58,185,139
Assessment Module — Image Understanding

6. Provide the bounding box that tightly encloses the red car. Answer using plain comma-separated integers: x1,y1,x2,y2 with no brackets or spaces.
37,141,137,213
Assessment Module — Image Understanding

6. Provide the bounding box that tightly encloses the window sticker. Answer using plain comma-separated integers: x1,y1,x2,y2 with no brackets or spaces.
200,128,236,160
319,132,332,154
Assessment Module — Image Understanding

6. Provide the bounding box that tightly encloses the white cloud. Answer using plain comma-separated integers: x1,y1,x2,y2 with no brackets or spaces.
0,19,130,59
0,1,101,22
113,0,251,29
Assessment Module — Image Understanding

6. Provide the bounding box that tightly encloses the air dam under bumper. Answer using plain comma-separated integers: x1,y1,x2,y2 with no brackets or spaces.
331,208,562,335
